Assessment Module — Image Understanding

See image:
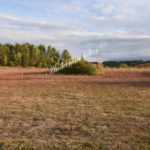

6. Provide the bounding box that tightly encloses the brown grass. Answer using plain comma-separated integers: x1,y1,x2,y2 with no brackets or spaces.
0,67,150,149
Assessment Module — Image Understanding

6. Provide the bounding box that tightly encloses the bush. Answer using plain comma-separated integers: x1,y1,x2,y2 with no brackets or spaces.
83,63,98,75
97,62,105,75
120,63,128,68
58,59,98,75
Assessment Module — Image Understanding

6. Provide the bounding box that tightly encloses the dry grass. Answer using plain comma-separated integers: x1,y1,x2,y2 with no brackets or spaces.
0,67,150,149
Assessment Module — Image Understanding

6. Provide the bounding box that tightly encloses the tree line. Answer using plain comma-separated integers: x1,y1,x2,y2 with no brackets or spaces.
0,43,72,68
103,60,150,68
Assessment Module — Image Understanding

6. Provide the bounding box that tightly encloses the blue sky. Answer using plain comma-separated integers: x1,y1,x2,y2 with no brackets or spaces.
0,0,150,61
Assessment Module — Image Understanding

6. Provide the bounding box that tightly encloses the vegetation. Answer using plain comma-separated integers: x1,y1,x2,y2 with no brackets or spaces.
2,42,150,75
0,43,104,75
0,67,149,149
0,43,62,68
103,60,150,68
138,63,150,68
120,63,129,68
58,58,100,75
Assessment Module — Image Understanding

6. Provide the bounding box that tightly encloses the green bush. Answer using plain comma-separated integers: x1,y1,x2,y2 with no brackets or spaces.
58,59,98,75
120,63,128,68
83,63,98,75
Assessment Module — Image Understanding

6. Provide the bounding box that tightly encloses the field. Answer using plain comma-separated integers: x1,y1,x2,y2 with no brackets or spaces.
0,67,150,149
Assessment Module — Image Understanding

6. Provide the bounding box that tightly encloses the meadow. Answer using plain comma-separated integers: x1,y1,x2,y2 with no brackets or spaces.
0,67,150,149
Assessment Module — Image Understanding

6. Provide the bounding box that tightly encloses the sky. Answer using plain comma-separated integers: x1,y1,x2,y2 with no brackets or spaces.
0,0,150,62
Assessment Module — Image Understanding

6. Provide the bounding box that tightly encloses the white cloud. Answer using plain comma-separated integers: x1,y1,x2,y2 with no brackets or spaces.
93,3,114,14
93,3,104,9
102,5,115,14
0,13,91,31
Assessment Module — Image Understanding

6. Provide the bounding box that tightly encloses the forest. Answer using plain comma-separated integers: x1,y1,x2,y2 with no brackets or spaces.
0,42,68,68
103,60,150,68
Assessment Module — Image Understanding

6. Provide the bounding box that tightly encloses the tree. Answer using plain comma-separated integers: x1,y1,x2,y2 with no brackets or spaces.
52,47,60,62
4,43,14,52
29,45,38,66
38,50,47,68
0,45,10,66
46,55,55,67
10,61,15,67
38,44,46,53
21,44,30,67
46,46,60,62
3,55,8,66
61,49,72,61
0,45,5,65
46,45,52,55
14,52,22,66
13,43,21,54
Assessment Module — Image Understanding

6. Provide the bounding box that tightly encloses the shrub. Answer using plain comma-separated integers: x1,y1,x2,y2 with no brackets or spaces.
58,59,98,75
97,62,105,75
120,63,128,68
84,63,98,75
